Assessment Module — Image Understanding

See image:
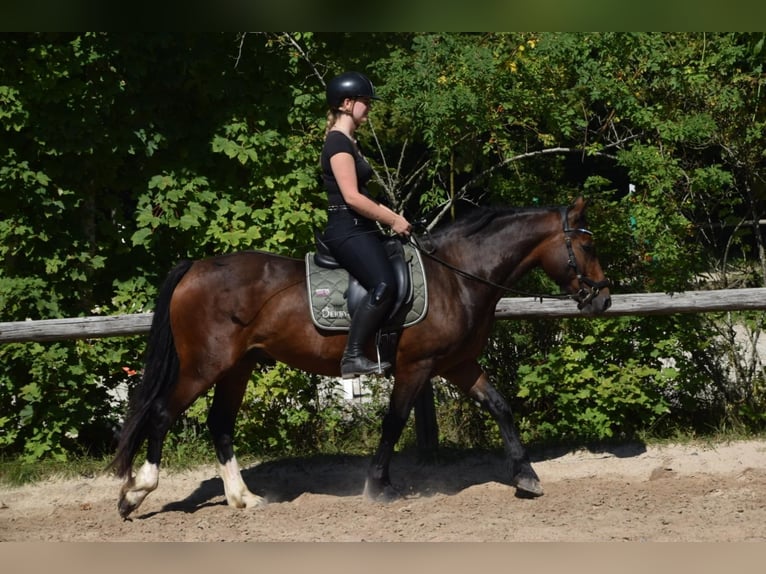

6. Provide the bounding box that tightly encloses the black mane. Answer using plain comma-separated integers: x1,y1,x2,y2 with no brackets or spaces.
431,204,551,240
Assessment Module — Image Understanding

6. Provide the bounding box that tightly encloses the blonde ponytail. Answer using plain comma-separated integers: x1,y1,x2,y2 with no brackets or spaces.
325,110,339,135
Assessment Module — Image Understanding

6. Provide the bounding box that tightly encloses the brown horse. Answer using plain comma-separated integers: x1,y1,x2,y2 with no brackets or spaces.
112,196,611,519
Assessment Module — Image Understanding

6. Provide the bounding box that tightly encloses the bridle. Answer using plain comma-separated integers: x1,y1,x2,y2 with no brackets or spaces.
559,207,611,309
410,206,610,307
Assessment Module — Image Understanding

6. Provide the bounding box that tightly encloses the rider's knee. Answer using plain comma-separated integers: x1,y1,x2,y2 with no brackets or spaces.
371,282,394,305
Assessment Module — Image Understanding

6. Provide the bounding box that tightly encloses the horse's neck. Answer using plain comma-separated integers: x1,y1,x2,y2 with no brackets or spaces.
442,212,555,288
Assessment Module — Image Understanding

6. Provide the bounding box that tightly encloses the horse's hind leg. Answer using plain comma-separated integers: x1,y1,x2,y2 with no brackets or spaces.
444,361,543,497
207,369,264,509
118,373,212,518
118,403,173,519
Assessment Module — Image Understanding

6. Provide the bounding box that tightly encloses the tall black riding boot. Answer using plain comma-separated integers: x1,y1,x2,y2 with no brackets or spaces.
341,283,393,379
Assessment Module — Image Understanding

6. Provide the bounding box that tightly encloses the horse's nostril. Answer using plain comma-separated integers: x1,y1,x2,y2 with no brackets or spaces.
603,296,612,311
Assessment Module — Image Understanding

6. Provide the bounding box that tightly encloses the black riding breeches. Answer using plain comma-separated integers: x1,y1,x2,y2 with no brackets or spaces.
323,211,396,295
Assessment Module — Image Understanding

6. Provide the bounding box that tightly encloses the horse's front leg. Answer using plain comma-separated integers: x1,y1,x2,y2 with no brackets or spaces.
364,410,410,501
444,361,543,497
364,371,430,502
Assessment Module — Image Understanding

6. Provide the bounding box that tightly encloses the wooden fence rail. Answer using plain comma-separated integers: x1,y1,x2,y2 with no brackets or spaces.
2,288,765,344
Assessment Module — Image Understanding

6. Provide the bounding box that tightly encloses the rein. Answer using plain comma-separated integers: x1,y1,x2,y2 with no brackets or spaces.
409,207,609,306
410,234,569,302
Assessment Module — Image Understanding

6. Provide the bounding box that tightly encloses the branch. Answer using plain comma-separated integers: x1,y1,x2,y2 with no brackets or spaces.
367,118,397,204
234,33,248,68
248,32,326,86
455,141,632,201
279,32,326,87
423,138,640,229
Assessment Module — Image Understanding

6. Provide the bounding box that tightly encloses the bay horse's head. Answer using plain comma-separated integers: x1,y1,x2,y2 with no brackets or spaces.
540,197,612,315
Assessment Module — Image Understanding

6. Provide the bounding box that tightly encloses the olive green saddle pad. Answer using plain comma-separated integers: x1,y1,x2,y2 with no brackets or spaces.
305,243,428,331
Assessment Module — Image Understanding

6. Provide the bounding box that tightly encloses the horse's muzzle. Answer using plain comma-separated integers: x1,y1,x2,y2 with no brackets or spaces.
574,278,612,313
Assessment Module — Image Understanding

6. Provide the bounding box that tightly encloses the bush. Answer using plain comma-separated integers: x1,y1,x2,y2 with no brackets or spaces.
0,336,144,462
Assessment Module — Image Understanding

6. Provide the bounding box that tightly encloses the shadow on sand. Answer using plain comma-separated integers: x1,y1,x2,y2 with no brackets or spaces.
139,441,647,519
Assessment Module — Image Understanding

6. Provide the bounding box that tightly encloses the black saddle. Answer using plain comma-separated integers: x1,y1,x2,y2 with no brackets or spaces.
313,232,412,323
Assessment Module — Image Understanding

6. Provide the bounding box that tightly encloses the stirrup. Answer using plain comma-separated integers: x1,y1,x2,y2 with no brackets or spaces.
341,355,391,379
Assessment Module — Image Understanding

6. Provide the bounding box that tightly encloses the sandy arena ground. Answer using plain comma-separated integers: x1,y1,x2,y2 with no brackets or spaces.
2,439,766,542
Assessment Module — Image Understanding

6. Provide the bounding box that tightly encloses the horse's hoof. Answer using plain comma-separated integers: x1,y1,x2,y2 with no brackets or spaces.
118,496,138,520
511,474,544,498
363,480,401,503
118,482,150,519
232,492,266,509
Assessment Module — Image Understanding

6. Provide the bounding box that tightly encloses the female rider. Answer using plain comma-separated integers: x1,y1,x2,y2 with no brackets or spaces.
320,71,412,378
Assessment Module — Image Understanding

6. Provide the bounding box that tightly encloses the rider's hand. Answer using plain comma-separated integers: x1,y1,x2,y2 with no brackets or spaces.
391,214,412,237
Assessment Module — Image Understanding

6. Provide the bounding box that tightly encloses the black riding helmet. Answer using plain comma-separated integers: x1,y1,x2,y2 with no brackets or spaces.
326,71,381,110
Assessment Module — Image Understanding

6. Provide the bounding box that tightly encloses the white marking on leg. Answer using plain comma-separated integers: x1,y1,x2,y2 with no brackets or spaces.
134,460,160,490
121,461,159,511
217,456,264,509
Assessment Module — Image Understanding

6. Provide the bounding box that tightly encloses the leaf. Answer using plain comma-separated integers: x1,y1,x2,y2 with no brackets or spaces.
20,382,41,401
179,213,199,229
131,228,152,246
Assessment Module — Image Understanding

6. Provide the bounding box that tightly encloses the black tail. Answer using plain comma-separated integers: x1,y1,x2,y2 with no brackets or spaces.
110,259,194,478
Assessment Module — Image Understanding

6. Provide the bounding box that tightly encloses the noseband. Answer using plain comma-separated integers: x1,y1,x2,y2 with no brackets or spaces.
560,207,610,309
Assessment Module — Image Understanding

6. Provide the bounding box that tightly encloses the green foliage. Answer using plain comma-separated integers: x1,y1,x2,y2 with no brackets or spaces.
479,314,733,445
514,325,672,442
0,337,143,462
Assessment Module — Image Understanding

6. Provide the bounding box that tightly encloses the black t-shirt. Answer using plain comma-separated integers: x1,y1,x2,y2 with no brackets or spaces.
321,131,374,207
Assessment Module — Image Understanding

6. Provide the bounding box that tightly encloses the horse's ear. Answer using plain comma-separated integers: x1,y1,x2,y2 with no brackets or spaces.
570,196,588,218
